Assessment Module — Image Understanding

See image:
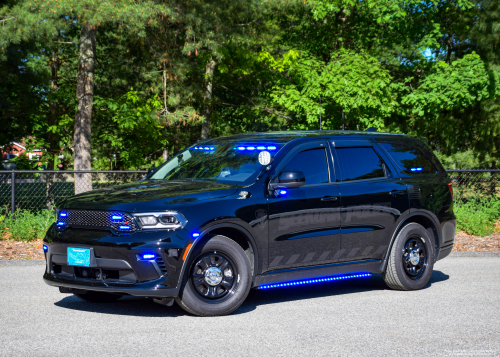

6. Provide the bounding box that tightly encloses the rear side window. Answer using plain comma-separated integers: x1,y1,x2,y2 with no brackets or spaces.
380,142,437,174
335,147,386,182
283,148,329,185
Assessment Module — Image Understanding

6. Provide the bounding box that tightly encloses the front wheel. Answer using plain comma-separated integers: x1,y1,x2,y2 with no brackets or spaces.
175,235,252,316
383,223,435,291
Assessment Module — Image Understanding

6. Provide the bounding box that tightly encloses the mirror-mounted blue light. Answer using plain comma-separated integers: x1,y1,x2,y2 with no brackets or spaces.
279,190,288,195
192,232,200,238
57,221,65,227
141,253,156,260
59,212,67,218
119,225,131,230
410,167,423,172
43,245,48,252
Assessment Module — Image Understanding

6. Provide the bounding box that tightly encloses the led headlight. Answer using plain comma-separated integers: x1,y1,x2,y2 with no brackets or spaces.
133,211,187,230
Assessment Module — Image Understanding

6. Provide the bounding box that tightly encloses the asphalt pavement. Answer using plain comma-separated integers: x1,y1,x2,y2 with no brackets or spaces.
0,256,499,356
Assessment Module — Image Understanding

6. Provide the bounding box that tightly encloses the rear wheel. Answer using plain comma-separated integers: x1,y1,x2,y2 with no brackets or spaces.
175,235,252,316
74,291,122,303
383,223,435,291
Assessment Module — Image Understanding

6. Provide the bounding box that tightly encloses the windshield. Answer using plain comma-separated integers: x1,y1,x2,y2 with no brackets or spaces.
150,142,281,184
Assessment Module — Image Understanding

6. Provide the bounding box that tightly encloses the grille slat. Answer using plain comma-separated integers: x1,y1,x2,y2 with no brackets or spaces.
57,209,138,234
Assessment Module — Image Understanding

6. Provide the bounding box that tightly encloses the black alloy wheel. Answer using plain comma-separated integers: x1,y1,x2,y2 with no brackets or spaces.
191,253,237,302
402,236,428,280
383,222,435,291
175,235,252,316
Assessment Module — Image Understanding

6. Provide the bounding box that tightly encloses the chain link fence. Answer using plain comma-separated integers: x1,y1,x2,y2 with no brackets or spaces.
0,170,147,213
448,170,500,201
1,169,499,214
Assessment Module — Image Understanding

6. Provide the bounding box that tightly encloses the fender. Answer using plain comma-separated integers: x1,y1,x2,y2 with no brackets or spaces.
381,210,442,271
176,222,260,287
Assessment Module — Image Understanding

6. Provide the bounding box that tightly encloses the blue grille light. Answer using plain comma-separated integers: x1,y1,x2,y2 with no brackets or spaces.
267,146,277,150
410,167,423,172
141,253,156,260
111,215,123,220
119,225,131,230
258,272,372,290
43,245,48,252
56,221,65,227
59,211,67,218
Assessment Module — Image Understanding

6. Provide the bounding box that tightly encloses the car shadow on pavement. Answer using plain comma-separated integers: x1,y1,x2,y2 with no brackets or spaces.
53,270,449,316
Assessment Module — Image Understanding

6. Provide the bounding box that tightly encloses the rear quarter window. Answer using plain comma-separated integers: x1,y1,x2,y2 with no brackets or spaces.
380,142,437,174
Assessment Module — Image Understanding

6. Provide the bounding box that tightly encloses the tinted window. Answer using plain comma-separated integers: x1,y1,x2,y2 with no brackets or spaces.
380,142,436,174
336,147,386,182
283,148,329,185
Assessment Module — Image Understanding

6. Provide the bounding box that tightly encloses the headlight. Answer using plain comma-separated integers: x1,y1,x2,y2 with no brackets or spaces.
133,211,187,230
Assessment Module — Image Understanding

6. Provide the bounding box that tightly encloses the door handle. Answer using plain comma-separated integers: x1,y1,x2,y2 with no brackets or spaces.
321,196,338,202
389,190,405,196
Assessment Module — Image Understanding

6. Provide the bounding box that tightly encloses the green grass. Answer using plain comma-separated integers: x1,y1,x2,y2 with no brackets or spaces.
0,208,55,242
454,196,500,237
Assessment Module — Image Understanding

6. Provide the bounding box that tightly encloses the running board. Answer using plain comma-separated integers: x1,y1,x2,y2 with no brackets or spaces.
253,259,384,288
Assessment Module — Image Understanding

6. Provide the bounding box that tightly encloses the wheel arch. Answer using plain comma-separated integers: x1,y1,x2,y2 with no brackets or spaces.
177,223,259,286
383,212,442,269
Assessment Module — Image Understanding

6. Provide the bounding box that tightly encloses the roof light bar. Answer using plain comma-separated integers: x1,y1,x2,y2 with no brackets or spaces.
258,272,372,290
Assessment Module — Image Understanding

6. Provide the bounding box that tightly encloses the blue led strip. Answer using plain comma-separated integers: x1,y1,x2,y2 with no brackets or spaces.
258,272,372,290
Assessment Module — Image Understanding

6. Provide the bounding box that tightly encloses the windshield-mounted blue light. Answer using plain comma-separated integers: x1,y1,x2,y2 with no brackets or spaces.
119,225,131,230
59,211,67,218
237,147,246,151
410,167,423,172
192,232,200,238
247,146,255,151
56,221,65,227
141,253,156,260
111,215,123,221
257,146,266,150
267,146,277,150
235,145,279,152
43,245,48,252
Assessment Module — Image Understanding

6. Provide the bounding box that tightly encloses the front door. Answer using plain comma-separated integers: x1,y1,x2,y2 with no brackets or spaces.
332,141,409,262
267,141,342,271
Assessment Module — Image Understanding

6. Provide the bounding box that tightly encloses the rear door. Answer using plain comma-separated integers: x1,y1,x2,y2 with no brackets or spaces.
267,140,342,271
331,140,409,262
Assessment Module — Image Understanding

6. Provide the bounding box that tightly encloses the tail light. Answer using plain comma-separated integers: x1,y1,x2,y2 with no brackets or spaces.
448,182,453,199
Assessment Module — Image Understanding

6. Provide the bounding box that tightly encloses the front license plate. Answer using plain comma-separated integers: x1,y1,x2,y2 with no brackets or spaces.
67,247,91,267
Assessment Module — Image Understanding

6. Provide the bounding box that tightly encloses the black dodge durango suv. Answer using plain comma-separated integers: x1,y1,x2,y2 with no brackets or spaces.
43,131,456,316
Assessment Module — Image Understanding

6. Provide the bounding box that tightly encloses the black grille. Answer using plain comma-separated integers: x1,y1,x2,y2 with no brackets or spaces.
155,256,168,275
57,209,138,234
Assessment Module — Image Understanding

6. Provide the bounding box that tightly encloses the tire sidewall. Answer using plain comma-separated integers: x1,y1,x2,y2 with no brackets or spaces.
392,223,435,290
176,235,252,316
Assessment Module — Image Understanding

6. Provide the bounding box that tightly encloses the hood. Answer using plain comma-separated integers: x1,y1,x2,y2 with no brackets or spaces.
61,179,240,212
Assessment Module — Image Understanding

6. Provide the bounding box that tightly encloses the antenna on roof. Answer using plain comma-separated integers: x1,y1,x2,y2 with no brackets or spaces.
342,111,345,131
319,95,322,131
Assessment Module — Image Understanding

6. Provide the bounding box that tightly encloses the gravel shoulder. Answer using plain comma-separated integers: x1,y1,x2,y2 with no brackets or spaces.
0,257,499,356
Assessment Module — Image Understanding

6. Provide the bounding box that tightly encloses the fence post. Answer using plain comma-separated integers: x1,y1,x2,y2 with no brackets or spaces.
11,170,15,214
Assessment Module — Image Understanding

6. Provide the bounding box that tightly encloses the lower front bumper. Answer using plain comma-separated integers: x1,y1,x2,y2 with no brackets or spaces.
43,274,180,298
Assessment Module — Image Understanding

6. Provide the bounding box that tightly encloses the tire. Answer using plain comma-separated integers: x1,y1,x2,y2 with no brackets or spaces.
175,235,252,316
74,290,122,303
383,223,435,291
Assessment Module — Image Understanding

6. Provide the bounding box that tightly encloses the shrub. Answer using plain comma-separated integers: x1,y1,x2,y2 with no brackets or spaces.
454,196,500,237
0,208,54,242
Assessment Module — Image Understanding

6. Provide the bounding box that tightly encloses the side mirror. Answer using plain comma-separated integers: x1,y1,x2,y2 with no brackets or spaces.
276,169,306,189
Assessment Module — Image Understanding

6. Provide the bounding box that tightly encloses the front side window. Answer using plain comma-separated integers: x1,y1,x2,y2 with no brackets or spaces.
336,147,386,182
282,148,329,185
380,142,437,174
150,142,282,184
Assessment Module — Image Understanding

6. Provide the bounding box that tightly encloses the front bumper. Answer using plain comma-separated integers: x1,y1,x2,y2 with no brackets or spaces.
43,224,192,298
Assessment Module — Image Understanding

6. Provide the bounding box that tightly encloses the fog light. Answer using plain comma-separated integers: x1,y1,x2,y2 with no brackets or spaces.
43,245,48,252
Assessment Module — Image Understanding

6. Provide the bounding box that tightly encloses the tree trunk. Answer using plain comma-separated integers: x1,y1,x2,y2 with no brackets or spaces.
74,24,96,194
46,47,59,207
200,58,216,140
